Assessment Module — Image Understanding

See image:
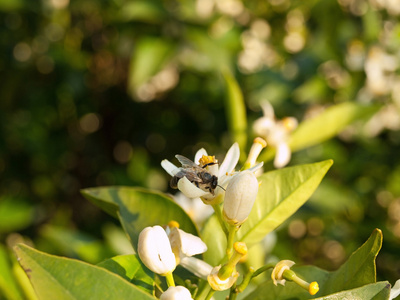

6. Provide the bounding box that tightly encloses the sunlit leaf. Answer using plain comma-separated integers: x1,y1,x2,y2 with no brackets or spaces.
81,187,198,251
0,196,33,233
128,37,176,99
239,160,333,246
14,244,155,300
97,255,154,295
223,71,247,155
244,229,384,299
259,102,380,162
0,245,23,300
202,160,332,265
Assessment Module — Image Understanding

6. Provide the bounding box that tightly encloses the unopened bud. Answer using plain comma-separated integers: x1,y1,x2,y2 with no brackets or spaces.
223,171,259,226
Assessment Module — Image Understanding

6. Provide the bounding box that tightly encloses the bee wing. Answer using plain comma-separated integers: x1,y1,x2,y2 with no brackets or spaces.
179,169,202,182
175,155,200,169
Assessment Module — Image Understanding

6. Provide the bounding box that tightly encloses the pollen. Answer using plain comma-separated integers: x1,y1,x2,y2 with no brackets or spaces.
168,220,180,229
309,281,319,295
199,155,217,167
254,137,267,148
282,117,298,132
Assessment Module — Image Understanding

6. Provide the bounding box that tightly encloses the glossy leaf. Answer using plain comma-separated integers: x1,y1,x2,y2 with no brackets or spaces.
127,37,176,99
244,229,384,299
259,102,380,162
239,160,333,246
0,245,23,300
14,244,155,300
314,282,390,300
320,228,382,295
97,255,154,295
202,160,332,265
223,71,248,154
81,186,198,251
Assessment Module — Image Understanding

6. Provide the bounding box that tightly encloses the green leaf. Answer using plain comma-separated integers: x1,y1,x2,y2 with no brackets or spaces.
0,196,34,233
97,255,154,295
81,186,198,251
259,102,380,162
239,160,333,246
223,71,248,155
117,0,166,23
0,245,23,300
244,229,384,299
14,244,155,300
314,282,390,300
319,228,382,295
127,37,176,99
289,102,379,152
202,160,332,265
40,225,113,264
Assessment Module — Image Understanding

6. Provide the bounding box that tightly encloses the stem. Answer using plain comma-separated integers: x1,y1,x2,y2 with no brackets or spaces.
204,289,215,300
195,281,211,300
236,267,255,293
226,225,238,258
212,203,228,236
252,263,275,278
229,283,238,300
165,272,175,287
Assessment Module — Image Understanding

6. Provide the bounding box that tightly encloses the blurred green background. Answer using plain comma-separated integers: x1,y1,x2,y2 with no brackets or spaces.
1,0,400,296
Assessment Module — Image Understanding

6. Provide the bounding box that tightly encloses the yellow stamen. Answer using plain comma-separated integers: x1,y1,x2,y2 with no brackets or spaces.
309,281,319,295
254,137,267,148
168,220,180,229
199,155,217,167
282,117,298,132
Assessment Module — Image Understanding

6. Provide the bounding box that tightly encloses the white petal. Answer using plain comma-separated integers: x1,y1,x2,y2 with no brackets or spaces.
253,117,275,137
138,226,176,275
169,227,207,257
247,162,264,173
180,257,213,280
390,279,400,300
161,159,180,176
260,100,275,119
218,143,240,177
274,143,291,169
177,176,209,198
194,148,208,164
223,171,259,226
160,286,193,300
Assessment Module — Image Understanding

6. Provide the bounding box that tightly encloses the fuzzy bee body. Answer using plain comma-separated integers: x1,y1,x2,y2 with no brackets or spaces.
170,155,218,194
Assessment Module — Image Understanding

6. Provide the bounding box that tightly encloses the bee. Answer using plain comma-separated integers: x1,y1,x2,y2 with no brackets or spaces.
170,155,219,195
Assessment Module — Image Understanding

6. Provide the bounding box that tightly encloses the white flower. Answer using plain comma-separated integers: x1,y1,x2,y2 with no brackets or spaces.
253,101,297,168
160,286,194,300
137,226,176,276
390,279,400,300
168,227,212,279
173,193,214,226
207,265,239,291
223,171,259,226
271,260,295,286
161,143,241,200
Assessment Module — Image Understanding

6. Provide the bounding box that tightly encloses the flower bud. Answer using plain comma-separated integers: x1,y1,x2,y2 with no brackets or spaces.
138,226,176,276
223,171,259,226
160,286,193,300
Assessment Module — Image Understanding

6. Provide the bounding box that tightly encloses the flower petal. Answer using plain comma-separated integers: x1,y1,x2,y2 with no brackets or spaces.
390,279,400,300
260,100,275,119
169,227,207,257
180,257,213,280
160,286,193,300
194,148,208,164
274,142,291,168
177,176,209,198
218,143,240,177
161,159,180,176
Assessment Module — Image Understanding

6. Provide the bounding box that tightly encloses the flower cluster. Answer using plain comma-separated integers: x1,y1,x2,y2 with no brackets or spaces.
136,139,319,299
